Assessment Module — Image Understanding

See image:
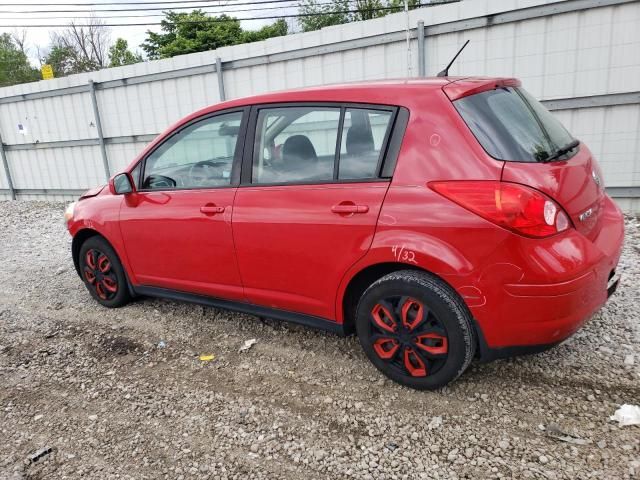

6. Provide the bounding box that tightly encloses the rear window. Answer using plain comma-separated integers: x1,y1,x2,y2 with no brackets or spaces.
454,87,575,162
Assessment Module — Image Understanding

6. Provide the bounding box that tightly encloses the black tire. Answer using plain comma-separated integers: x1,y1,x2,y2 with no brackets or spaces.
78,236,131,308
355,270,475,390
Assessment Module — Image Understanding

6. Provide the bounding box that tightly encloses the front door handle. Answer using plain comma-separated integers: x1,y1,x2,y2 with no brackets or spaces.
331,204,369,214
200,204,225,215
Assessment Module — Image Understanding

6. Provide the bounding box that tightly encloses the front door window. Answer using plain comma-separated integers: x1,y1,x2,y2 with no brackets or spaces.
142,111,243,190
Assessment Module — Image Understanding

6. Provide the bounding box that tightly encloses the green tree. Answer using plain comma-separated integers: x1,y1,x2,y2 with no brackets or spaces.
108,38,143,67
45,44,95,77
142,10,288,60
0,33,40,87
241,19,289,43
298,0,350,32
298,0,420,32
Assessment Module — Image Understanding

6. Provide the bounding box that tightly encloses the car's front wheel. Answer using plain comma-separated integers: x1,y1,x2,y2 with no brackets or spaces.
79,236,130,308
355,270,475,390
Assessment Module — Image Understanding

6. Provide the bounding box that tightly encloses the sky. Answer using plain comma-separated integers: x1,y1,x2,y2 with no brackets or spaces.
0,0,298,66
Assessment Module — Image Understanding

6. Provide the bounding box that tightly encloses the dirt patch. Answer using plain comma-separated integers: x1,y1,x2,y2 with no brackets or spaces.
98,334,145,356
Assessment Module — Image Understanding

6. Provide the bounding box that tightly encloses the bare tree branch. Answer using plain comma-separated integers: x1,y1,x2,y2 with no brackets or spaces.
49,17,111,73
11,29,28,54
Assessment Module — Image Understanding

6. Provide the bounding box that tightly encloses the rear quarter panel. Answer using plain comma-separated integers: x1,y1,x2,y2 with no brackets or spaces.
345,90,624,347
336,90,507,322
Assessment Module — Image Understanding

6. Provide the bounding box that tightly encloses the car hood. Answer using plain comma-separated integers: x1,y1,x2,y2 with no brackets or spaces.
79,185,106,200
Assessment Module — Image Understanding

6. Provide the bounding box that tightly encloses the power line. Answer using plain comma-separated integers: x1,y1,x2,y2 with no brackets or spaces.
0,0,358,20
0,4,430,27
1,0,302,14
0,0,458,15
0,0,457,15
1,2,314,20
0,0,279,5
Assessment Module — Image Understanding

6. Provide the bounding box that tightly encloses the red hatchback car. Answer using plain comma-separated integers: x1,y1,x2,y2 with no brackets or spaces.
65,78,624,389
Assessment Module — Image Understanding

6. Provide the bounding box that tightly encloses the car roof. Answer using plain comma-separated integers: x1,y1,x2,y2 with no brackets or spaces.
131,76,518,169
188,77,519,117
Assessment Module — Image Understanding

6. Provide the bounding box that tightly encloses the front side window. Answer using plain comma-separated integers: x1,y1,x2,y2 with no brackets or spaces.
251,105,394,184
142,111,243,190
454,87,575,162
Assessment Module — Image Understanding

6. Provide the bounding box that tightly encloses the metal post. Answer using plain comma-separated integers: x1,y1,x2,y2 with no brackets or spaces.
0,129,16,200
88,80,110,181
418,20,426,77
216,57,226,101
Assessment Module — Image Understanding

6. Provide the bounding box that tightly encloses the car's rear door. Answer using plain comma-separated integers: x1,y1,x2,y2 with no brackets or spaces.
231,103,400,320
119,108,248,301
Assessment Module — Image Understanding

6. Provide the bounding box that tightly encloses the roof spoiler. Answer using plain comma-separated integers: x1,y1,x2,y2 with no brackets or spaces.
443,78,522,101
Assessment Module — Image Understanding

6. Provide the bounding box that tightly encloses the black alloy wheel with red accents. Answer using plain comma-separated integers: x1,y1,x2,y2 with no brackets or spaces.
356,270,475,390
370,296,449,377
79,236,131,308
84,248,118,300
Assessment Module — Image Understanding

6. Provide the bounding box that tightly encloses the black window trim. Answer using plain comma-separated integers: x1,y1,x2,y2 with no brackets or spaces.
132,106,250,193
381,106,409,178
130,162,142,190
333,106,346,181
240,101,402,187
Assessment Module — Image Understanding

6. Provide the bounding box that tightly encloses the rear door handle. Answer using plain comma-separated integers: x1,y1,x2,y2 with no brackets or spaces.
200,204,225,215
331,204,369,214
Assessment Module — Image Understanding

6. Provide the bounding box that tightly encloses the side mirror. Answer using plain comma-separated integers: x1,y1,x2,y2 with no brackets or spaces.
112,173,134,195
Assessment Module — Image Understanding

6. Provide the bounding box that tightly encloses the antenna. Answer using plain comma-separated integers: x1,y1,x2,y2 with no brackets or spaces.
437,40,470,77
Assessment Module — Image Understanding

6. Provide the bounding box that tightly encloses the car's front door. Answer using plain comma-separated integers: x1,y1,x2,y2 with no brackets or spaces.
232,104,398,319
119,109,247,301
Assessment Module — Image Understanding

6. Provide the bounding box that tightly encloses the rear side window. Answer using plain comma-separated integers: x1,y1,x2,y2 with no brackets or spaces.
339,109,393,180
454,87,575,162
251,105,395,184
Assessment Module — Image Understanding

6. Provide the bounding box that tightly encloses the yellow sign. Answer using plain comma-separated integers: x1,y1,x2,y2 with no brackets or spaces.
41,64,54,80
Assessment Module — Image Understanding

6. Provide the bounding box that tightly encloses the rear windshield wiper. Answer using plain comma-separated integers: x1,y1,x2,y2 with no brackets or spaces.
542,139,580,163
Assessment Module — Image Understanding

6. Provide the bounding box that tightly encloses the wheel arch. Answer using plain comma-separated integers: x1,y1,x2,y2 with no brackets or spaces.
71,228,103,277
341,262,453,335
340,260,484,367
72,228,136,297
337,229,478,333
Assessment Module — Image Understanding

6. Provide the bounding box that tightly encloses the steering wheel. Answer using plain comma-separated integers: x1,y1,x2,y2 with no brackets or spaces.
143,174,176,189
187,160,226,186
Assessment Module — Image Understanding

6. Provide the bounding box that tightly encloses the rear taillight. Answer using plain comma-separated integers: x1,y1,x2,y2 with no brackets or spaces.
429,181,572,238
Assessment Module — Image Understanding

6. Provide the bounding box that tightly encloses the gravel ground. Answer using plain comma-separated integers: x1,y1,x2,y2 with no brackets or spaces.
0,201,639,480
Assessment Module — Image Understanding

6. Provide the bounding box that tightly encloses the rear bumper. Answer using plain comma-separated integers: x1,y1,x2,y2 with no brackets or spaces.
497,269,617,346
475,269,621,361
472,320,560,362
468,195,624,351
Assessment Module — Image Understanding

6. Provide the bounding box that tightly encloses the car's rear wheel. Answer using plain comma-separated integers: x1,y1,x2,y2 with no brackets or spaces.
355,270,475,390
79,236,130,308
